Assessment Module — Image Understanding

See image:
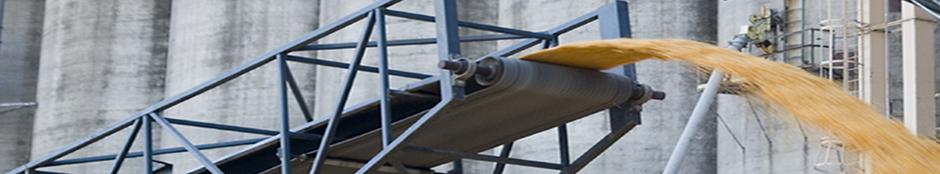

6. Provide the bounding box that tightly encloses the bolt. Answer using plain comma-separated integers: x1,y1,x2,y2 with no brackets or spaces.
438,60,468,74
651,91,666,100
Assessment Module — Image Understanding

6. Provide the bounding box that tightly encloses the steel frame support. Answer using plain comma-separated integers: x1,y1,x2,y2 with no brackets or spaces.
143,116,154,173
299,34,526,51
560,119,639,174
374,7,394,147
353,1,465,173
309,12,378,174
405,146,563,170
382,9,552,40
277,54,293,174
284,55,431,79
10,1,643,174
434,0,462,100
491,142,513,174
163,117,280,136
149,113,223,174
599,0,640,130
110,119,142,174
12,0,406,173
282,60,315,122
45,138,264,166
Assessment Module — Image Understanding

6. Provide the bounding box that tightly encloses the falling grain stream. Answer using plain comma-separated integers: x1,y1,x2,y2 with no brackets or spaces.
522,39,940,174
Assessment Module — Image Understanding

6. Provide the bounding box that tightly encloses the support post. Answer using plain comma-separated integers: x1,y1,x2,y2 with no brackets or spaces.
310,13,377,174
901,1,936,137
434,0,462,100
598,1,640,130
282,61,314,122
492,142,513,174
277,54,293,174
143,116,153,174
662,70,723,174
110,119,142,174
557,125,571,166
859,0,888,114
374,7,394,147
560,120,638,174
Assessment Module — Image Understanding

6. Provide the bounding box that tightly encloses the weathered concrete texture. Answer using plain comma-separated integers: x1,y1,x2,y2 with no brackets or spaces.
0,0,43,171
496,0,717,173
162,0,318,172
31,0,170,173
715,94,826,174
886,2,904,119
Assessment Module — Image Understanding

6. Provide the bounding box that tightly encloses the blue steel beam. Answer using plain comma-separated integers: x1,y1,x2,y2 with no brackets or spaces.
598,1,640,130
13,2,644,174
355,99,453,174
309,12,378,174
560,120,639,174
374,8,394,147
383,9,552,39
164,117,280,136
149,113,223,174
557,124,571,167
354,2,463,173
10,115,141,173
281,61,315,122
298,34,524,51
45,138,264,166
491,142,513,174
283,55,431,79
143,116,153,173
488,10,599,57
434,0,462,100
109,119,142,174
277,54,293,174
404,146,563,170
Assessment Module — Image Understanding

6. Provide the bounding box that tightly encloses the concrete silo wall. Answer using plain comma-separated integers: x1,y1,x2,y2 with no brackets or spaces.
0,0,43,171
31,0,170,172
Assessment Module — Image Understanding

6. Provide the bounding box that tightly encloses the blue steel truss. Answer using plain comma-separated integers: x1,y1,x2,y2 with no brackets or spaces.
8,1,642,174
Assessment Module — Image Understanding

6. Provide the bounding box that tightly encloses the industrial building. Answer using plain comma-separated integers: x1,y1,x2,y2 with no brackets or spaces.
0,0,937,173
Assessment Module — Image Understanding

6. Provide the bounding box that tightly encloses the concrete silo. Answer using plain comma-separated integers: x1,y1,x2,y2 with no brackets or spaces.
0,0,44,171
31,0,170,172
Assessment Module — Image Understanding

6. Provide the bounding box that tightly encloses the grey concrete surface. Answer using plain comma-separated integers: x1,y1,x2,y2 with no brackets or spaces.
161,0,318,173
31,0,170,173
0,0,43,172
495,0,717,173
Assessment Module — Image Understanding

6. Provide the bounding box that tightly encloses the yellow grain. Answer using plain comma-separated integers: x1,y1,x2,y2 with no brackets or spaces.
522,38,940,174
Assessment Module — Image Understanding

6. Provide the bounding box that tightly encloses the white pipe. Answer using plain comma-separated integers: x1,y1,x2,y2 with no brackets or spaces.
662,70,724,174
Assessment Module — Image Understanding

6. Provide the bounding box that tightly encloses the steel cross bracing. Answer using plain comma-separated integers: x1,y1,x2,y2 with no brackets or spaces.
8,1,644,174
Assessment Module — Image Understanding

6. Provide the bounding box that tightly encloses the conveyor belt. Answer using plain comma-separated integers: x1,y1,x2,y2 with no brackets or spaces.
192,58,647,174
